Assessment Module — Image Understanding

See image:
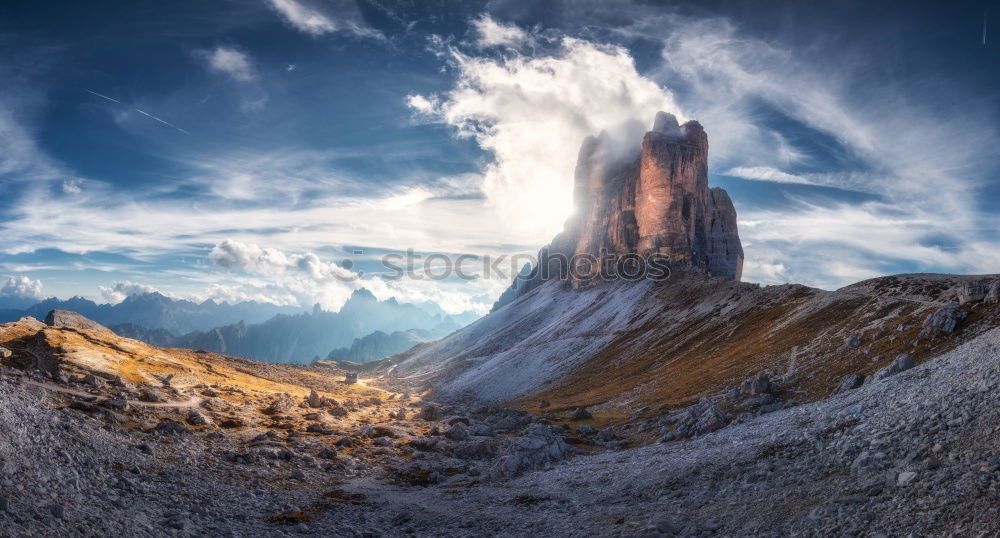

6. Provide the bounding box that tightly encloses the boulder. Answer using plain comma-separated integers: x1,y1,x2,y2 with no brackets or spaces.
570,407,592,421
741,373,775,396
871,354,915,382
919,305,966,339
154,420,190,435
490,424,577,479
263,393,295,415
836,374,865,394
43,310,110,332
419,404,442,421
665,398,729,440
305,389,335,408
987,281,1000,304
957,281,988,305
0,346,11,359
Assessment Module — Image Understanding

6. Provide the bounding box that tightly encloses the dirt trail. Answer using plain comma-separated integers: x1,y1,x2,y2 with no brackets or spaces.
22,379,203,408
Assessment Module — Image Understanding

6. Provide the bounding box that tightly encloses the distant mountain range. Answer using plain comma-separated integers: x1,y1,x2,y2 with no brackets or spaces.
324,329,433,363
0,288,480,364
0,293,303,335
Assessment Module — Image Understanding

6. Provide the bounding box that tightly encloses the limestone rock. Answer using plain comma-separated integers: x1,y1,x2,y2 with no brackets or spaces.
986,281,1000,304
957,281,988,305
43,310,110,333
490,424,576,479
741,373,775,396
665,398,729,440
836,374,865,393
871,353,915,382
919,305,966,339
493,112,743,311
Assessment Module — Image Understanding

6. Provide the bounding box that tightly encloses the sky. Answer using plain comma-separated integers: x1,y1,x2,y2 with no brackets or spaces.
0,0,998,315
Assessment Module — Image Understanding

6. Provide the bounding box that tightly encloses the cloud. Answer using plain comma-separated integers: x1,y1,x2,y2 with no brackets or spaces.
202,46,257,82
1,275,44,300
470,15,534,49
407,34,683,241
266,0,381,39
61,179,82,194
98,280,167,304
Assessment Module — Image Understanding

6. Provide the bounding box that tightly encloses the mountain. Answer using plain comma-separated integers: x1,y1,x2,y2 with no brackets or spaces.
2,293,302,335
175,289,459,363
324,329,429,363
380,112,1000,416
109,323,176,348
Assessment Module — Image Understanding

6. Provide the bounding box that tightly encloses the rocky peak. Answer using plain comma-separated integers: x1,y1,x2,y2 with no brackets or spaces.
494,112,743,310
44,309,110,333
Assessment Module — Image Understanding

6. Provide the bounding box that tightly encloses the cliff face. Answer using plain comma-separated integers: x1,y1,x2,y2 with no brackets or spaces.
494,112,743,311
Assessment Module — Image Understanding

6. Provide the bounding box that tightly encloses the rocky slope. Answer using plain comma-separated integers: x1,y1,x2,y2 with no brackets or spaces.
1,312,998,536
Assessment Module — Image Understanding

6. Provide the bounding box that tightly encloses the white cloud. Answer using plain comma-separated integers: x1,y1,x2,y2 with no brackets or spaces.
1,275,44,300
61,179,82,194
98,280,167,304
202,46,257,82
471,15,533,49
266,0,381,39
407,35,683,242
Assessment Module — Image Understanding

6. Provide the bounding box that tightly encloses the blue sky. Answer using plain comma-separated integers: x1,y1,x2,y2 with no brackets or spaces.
1,0,998,314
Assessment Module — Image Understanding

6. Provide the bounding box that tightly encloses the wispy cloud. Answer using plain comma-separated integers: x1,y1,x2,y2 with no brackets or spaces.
201,47,256,82
266,0,381,39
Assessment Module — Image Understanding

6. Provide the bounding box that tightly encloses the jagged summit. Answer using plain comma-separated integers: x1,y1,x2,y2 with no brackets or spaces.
494,112,743,311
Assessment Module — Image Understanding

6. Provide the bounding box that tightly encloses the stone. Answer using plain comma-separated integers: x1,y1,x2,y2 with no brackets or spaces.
897,471,918,487
741,373,775,396
83,373,105,388
305,389,334,408
871,354,915,382
986,281,1000,303
264,393,295,415
0,346,11,359
154,420,190,435
538,400,550,409
187,411,208,426
836,374,865,393
571,407,592,421
43,310,110,332
919,305,966,339
666,398,729,440
576,425,597,436
845,333,863,348
490,424,577,479
957,281,988,305
419,404,442,421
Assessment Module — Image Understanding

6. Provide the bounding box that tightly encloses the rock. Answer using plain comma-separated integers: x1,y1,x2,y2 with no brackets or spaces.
576,425,597,436
836,374,865,393
919,305,966,339
490,424,577,479
845,333,863,348
306,422,332,434
43,310,111,332
219,417,245,428
138,389,164,403
538,400,550,409
666,398,729,440
83,373,105,388
445,423,469,441
571,407,592,421
101,398,128,412
419,404,442,421
596,427,616,442
186,411,207,426
263,393,295,415
986,281,1000,303
957,281,988,305
492,111,743,310
0,346,11,359
154,420,190,435
897,471,918,487
741,373,775,396
328,406,348,418
305,389,334,408
871,354,915,382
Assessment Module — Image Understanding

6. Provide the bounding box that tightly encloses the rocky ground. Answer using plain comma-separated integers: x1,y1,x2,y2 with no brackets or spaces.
1,312,999,536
